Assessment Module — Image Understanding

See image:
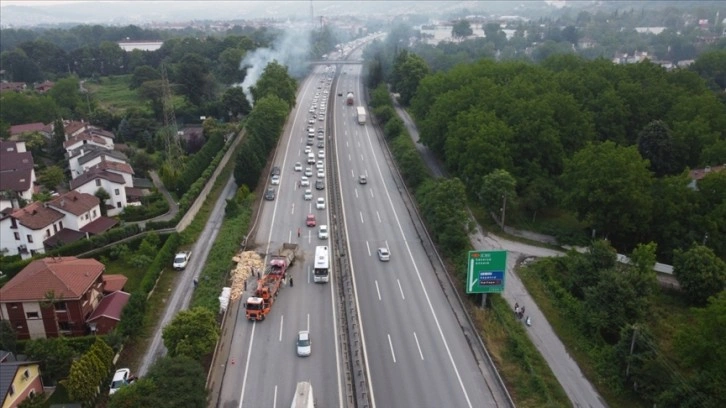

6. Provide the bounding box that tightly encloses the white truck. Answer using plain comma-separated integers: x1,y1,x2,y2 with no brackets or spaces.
356,106,366,125
173,251,192,270
290,381,314,408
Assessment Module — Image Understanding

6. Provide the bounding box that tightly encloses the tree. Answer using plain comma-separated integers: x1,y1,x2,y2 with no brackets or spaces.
390,52,429,105
48,76,84,117
451,20,473,40
145,355,207,407
162,307,219,359
24,337,75,384
0,48,42,83
673,244,726,306
561,141,653,249
249,61,297,108
50,118,66,163
221,86,252,120
175,53,214,106
672,291,726,408
95,188,110,217
0,321,17,353
689,49,726,91
129,65,160,89
416,178,469,259
108,378,159,407
583,269,647,343
637,120,680,177
38,165,66,191
478,169,517,223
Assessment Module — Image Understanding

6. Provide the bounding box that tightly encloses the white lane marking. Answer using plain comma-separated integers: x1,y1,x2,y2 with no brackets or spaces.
376,211,381,223
366,241,371,256
238,321,256,408
273,385,278,408
355,189,359,199
397,279,405,300
348,153,351,161
375,280,381,301
279,315,284,342
362,105,473,408
307,313,310,332
360,212,364,224
414,332,424,360
291,203,295,214
387,334,397,363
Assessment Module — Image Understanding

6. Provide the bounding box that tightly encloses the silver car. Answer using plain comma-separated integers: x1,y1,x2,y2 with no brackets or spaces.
377,248,390,261
296,331,311,357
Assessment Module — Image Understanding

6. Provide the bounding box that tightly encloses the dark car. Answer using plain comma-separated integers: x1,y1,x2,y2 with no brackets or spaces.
317,141,324,148
315,179,325,190
306,138,314,146
271,166,281,176
264,187,276,201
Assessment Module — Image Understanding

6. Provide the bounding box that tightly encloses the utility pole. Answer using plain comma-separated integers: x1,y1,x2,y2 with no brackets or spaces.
500,193,507,230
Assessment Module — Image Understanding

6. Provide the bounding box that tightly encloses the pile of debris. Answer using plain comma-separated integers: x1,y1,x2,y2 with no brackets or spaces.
230,251,264,301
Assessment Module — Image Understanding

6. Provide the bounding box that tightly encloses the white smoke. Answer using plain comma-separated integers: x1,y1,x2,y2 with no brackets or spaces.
239,27,312,106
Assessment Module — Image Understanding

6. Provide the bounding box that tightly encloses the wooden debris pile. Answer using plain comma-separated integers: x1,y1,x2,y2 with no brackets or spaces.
230,251,264,301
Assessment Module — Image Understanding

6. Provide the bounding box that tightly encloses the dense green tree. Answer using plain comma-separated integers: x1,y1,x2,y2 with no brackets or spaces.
162,307,219,359
561,141,653,249
0,48,42,83
0,92,58,125
129,65,160,89
48,76,84,117
390,52,429,105
145,356,208,408
221,86,251,120
673,245,726,306
583,268,647,343
38,165,66,191
216,48,246,84
108,378,159,407
416,178,469,259
50,118,66,162
483,23,508,50
24,337,75,384
249,61,297,108
95,188,110,217
478,169,517,223
689,49,726,91
116,291,146,338
175,53,214,106
0,321,17,353
637,120,680,177
451,20,473,39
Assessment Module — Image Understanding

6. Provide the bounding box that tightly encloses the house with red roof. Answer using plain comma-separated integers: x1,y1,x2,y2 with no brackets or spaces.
86,291,130,335
0,191,113,259
34,80,54,93
0,82,26,93
9,122,52,140
69,145,128,179
70,168,129,217
63,120,88,139
0,257,107,339
0,140,36,211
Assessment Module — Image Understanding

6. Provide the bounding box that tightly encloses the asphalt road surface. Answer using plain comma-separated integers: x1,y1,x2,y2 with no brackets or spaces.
217,66,344,408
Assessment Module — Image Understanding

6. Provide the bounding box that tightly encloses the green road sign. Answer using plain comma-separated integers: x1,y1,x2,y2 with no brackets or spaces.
467,250,507,294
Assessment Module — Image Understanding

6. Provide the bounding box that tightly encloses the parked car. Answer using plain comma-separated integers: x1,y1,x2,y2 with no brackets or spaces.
109,368,132,395
377,247,390,261
296,331,311,357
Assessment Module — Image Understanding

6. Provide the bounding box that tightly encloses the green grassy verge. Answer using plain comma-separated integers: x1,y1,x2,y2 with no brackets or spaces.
85,75,147,114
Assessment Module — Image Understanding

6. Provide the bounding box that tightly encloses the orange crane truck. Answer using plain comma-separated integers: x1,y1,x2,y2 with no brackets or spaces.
245,243,298,321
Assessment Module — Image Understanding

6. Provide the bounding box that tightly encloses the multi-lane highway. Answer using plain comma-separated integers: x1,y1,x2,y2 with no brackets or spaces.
217,46,510,406
218,66,345,408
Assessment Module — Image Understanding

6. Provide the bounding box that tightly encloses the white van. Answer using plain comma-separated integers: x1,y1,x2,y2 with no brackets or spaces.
307,152,315,164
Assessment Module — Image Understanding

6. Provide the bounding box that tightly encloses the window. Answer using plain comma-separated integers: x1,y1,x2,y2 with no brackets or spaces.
23,369,30,379
53,224,58,233
27,235,33,243
46,229,50,238
95,179,101,186
117,201,122,208
8,385,14,396
85,213,89,220
55,302,67,311
92,209,97,217
58,322,70,331
14,232,20,240
26,311,39,319
114,188,120,195
59,221,63,229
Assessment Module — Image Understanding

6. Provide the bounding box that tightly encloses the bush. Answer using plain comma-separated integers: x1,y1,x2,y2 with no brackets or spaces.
139,233,180,294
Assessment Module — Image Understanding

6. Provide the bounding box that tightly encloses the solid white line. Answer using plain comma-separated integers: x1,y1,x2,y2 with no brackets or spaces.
397,279,405,300
273,385,278,408
238,321,256,408
375,280,381,301
413,332,424,360
362,105,473,408
387,334,396,363
279,315,284,342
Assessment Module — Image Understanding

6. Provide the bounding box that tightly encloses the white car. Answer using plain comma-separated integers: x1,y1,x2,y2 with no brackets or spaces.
300,176,310,187
294,162,302,172
377,248,390,262
305,168,313,177
109,368,131,395
316,197,326,210
304,189,313,200
304,146,312,154
271,175,280,185
317,169,325,178
296,331,311,357
317,150,325,159
316,160,324,169
318,225,328,239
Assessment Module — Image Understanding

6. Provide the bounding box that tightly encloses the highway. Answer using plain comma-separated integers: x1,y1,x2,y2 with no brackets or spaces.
217,66,344,408
333,64,510,407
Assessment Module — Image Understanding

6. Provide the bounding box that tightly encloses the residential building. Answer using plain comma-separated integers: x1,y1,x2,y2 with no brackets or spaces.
68,145,128,180
0,141,36,211
0,82,26,93
86,291,130,335
69,168,128,216
34,80,54,93
8,123,52,140
0,257,106,340
688,164,726,190
0,356,43,408
63,129,114,155
62,120,88,139
0,191,106,259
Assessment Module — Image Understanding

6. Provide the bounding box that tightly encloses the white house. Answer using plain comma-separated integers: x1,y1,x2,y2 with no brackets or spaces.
70,168,128,217
63,131,114,155
68,145,128,179
0,140,36,211
0,191,101,259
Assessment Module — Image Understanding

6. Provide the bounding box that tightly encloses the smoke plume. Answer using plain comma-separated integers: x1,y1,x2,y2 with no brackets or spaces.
239,27,312,106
